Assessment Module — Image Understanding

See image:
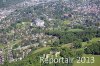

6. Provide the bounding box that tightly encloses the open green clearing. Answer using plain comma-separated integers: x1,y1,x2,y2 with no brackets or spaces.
73,38,100,66
32,47,51,54
67,29,84,32
73,54,100,66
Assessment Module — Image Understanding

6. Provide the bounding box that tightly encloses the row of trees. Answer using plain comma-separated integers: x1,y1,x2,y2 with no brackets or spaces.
45,28,100,44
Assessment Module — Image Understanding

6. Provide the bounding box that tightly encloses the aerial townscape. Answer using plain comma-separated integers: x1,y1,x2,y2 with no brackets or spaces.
0,0,100,66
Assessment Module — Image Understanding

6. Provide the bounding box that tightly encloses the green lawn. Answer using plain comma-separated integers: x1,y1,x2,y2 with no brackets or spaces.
61,43,72,48
73,54,100,66
67,29,84,32
63,20,71,25
32,47,51,54
90,38,100,42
